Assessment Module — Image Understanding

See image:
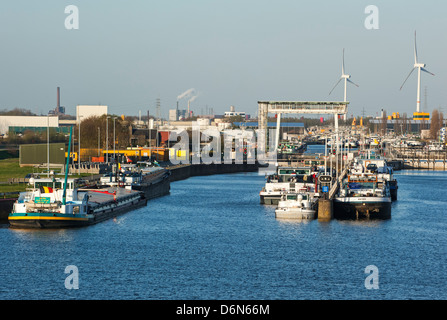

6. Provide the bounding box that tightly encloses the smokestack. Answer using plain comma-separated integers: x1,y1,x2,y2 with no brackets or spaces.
188,101,190,118
56,87,60,115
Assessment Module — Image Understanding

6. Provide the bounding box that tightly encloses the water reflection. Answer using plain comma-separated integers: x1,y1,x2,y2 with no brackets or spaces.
10,227,74,241
336,219,388,228
275,218,312,225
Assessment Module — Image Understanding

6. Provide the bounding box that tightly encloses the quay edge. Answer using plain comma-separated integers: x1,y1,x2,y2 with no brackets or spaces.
168,162,261,182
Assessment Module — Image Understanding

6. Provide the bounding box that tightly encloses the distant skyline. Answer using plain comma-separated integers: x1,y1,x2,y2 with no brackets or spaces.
0,0,446,119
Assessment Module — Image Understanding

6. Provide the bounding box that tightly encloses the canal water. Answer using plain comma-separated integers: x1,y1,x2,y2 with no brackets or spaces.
0,170,446,300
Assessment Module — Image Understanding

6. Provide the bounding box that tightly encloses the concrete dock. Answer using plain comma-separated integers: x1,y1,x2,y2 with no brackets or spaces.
168,162,260,182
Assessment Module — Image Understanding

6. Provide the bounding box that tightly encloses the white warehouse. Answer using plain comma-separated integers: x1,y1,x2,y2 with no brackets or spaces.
0,116,59,135
76,105,108,123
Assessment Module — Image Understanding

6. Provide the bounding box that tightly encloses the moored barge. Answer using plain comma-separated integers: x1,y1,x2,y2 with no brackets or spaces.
333,173,391,220
260,166,318,205
100,161,171,200
8,177,146,228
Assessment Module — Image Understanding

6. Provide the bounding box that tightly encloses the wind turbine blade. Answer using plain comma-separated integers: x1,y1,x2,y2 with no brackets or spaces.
342,48,345,75
414,31,418,64
347,78,359,87
421,67,435,76
329,78,343,95
400,68,416,90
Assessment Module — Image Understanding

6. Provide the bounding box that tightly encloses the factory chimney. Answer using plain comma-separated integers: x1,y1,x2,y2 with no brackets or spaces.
56,87,60,115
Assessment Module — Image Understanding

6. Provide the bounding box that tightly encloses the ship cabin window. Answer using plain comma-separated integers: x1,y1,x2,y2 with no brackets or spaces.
348,182,375,190
39,181,75,189
36,181,77,190
304,160,324,166
34,181,55,189
18,193,30,203
279,169,311,182
286,194,307,201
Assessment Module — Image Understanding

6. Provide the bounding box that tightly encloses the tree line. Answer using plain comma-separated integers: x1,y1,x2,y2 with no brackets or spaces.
430,109,444,140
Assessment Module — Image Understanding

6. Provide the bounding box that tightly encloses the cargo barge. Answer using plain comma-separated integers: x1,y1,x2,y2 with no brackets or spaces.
350,152,398,201
333,173,392,220
9,125,148,229
8,177,147,228
100,161,171,200
260,166,318,205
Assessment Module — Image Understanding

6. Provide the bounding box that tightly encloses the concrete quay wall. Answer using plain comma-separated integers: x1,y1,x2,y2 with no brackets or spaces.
169,163,260,182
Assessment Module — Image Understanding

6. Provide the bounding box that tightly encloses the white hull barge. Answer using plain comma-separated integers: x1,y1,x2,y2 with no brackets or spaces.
260,166,318,205
275,193,317,220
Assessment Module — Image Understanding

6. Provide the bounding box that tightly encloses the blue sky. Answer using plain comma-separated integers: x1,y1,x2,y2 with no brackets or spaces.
0,0,445,119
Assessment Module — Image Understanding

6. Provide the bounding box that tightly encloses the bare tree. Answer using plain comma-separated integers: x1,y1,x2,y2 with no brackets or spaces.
381,110,387,135
440,112,444,129
402,113,408,134
77,115,132,160
430,109,440,140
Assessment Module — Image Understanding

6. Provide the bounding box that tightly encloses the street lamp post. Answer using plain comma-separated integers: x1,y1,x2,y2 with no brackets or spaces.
98,127,100,157
78,116,83,175
342,132,345,175
113,117,116,163
329,134,333,188
47,114,50,178
106,116,109,164
324,135,327,175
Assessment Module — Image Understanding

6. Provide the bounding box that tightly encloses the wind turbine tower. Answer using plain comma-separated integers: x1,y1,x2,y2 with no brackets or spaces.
329,48,359,121
400,31,434,121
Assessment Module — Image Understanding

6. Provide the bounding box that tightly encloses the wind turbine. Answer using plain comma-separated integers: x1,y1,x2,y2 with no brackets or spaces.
400,31,435,114
329,48,359,121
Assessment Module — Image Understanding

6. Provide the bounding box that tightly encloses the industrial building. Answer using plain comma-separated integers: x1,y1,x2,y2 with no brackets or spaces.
48,87,65,115
232,121,306,135
224,106,246,118
369,119,432,134
76,105,108,123
169,109,189,121
0,115,60,136
169,109,178,121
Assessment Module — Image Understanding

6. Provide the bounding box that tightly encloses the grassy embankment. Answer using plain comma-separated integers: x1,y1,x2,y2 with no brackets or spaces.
0,158,90,194
0,158,34,193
